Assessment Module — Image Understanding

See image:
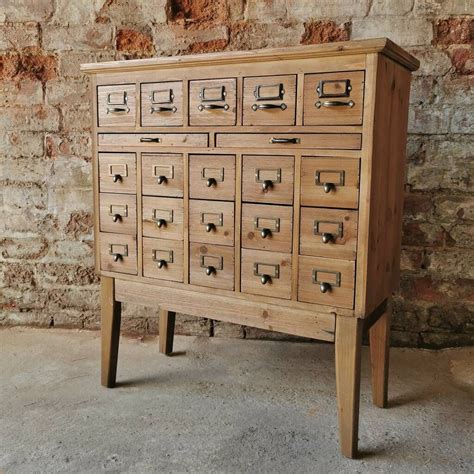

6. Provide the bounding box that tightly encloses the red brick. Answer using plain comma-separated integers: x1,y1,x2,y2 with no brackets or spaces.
184,38,228,54
65,211,93,238
116,28,154,57
301,21,351,45
433,17,473,45
166,0,228,29
0,49,58,82
448,46,473,75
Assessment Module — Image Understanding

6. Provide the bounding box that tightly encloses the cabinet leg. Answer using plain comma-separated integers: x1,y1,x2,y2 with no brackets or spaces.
159,308,176,355
101,276,122,388
335,316,363,459
369,304,391,408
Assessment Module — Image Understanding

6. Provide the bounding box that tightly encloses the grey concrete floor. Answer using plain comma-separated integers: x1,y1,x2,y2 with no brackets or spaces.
0,328,472,473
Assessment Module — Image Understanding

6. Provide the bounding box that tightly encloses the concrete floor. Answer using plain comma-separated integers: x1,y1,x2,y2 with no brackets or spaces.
0,328,472,473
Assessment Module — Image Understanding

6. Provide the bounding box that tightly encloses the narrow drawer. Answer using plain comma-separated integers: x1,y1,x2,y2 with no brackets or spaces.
143,196,183,240
99,152,136,194
242,204,293,253
216,133,362,150
98,133,208,147
142,153,184,198
241,249,292,300
189,154,235,201
99,193,137,234
189,200,234,247
143,237,183,282
300,208,358,260
242,155,294,205
100,233,137,275
189,78,237,126
303,71,365,126
298,255,355,309
243,75,296,126
189,242,234,290
300,157,360,209
97,84,136,127
141,81,183,127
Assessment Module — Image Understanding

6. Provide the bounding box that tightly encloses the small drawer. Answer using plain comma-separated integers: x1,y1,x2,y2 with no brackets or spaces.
142,153,184,197
298,255,355,309
242,204,293,253
98,133,208,148
242,155,294,205
189,200,234,247
143,237,183,282
97,84,136,127
241,249,292,299
99,152,136,194
189,242,234,290
99,193,137,234
216,133,362,150
143,196,183,240
141,81,183,127
189,78,237,126
100,233,137,275
189,154,235,201
303,71,365,126
300,208,358,260
300,157,360,209
243,75,296,126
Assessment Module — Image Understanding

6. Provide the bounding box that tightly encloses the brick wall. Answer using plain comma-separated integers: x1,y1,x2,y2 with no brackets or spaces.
1,0,472,348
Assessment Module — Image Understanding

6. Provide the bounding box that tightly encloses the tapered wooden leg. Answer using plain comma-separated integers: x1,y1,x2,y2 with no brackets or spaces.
335,316,363,459
101,276,122,388
159,308,176,355
369,304,391,408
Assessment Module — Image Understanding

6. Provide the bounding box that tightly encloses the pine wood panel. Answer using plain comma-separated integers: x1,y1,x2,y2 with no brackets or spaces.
98,152,136,194
100,233,137,275
141,153,184,198
99,193,137,234
98,84,136,127
141,81,183,127
142,196,184,240
98,133,208,147
143,237,184,282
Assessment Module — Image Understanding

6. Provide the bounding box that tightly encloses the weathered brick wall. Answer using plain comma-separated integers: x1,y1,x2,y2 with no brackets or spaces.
1,0,472,348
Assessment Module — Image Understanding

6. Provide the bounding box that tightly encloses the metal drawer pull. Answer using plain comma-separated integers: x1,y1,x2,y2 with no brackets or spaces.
269,137,300,144
254,83,285,101
206,177,217,187
156,219,167,228
198,104,230,111
152,208,173,228
315,170,345,193
152,249,174,269
260,274,272,285
106,106,130,114
317,79,352,98
321,233,333,244
201,212,223,233
315,100,355,108
262,180,273,192
157,259,167,268
260,228,272,239
112,214,122,223
205,266,216,276
206,223,216,233
252,103,287,111
200,255,223,276
108,243,128,262
150,106,177,113
312,269,341,294
254,262,279,285
112,174,122,183
323,183,335,193
254,216,280,237
156,175,167,184
319,282,331,293
112,253,122,262
314,220,343,243
140,137,161,143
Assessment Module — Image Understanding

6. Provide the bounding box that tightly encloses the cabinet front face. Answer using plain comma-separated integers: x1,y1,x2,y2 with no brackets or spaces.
98,84,136,127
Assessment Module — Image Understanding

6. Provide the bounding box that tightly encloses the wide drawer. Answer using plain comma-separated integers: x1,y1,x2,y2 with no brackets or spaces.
97,84,136,128
241,204,293,253
189,242,234,290
141,81,183,127
99,193,137,234
298,255,355,309
143,237,183,282
189,199,234,247
142,196,184,240
98,152,136,194
300,157,360,209
216,133,362,149
300,208,358,260
142,153,184,198
100,233,137,275
98,133,208,147
241,249,292,300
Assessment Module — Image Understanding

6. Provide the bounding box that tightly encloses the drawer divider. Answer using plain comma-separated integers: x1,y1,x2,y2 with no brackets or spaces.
291,153,302,300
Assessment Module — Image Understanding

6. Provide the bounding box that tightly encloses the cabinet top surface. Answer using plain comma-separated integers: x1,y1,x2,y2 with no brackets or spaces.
81,37,419,74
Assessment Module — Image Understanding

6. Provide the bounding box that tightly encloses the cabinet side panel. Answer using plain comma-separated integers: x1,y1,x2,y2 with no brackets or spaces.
91,74,101,273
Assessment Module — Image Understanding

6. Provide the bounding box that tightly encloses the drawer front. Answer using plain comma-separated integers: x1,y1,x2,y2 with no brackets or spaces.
300,208,358,260
189,154,235,201
189,242,234,290
298,255,355,309
241,249,292,300
143,237,183,282
304,71,365,126
216,133,362,150
189,200,234,247
142,153,184,198
189,78,237,126
100,233,137,275
99,193,137,234
141,81,183,127
98,84,136,127
142,196,184,240
243,75,296,126
242,155,294,205
98,133,208,148
300,157,360,209
99,152,136,194
241,204,293,253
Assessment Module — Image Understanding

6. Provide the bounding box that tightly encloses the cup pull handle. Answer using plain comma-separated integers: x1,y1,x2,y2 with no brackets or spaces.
260,274,271,285
206,266,216,276
315,100,355,108
112,253,122,262
320,282,331,293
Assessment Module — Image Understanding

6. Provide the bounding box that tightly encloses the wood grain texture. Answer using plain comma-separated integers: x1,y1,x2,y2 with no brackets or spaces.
143,237,184,282
159,308,176,355
98,133,208,148
98,84,136,127
141,153,184,198
98,152,136,194
142,196,184,240
141,81,183,127
99,193,137,234
100,233,137,275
